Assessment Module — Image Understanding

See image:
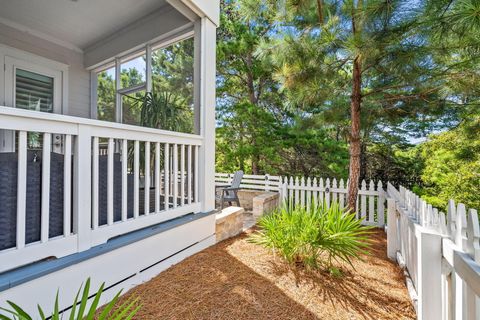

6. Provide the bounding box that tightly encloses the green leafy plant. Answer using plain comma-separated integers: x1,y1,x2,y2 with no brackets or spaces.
0,278,140,320
249,202,373,271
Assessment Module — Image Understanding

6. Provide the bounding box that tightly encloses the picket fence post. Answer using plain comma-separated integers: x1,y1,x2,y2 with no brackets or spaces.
417,229,443,320
387,198,398,261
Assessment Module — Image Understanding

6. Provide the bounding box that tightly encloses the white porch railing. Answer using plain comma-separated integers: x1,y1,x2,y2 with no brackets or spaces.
387,183,480,320
215,173,386,227
0,107,202,273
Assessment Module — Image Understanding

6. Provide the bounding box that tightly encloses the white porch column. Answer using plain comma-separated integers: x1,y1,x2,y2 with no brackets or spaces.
197,17,216,212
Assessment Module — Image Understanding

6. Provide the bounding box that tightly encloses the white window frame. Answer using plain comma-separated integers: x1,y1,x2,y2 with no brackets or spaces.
0,44,69,152
91,31,194,124
0,44,68,113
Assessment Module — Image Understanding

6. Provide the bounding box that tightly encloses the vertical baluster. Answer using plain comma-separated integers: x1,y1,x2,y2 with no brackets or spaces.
107,138,114,225
180,144,185,206
134,140,140,218
194,145,199,203
360,180,367,219
368,180,375,223
41,133,51,242
63,134,72,236
288,177,293,206
121,139,128,221
172,144,178,209
155,142,160,213
144,141,150,215
187,145,192,205
16,131,27,249
92,136,99,229
164,143,170,210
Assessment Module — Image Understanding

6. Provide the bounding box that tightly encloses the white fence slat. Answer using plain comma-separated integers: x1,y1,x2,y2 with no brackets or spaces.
325,178,331,209
377,181,384,226
368,180,375,223
300,177,305,208
63,134,72,236
360,180,367,219
288,177,293,205
306,177,311,210
294,177,300,207
312,177,318,208
41,133,51,243
92,137,99,229
338,179,345,209
332,178,338,205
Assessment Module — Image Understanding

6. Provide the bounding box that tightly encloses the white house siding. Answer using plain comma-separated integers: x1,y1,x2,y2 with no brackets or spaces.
0,22,91,118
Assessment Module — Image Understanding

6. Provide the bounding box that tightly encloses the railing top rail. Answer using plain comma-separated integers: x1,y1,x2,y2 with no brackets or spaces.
0,106,203,143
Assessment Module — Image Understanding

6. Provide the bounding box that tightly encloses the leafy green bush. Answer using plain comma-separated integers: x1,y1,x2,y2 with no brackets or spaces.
0,278,140,320
249,202,373,270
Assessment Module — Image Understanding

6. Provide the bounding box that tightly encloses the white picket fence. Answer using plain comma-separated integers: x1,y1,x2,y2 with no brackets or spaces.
215,173,386,227
387,183,480,320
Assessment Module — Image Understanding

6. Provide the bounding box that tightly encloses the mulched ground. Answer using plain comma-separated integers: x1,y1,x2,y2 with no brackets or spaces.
119,229,415,320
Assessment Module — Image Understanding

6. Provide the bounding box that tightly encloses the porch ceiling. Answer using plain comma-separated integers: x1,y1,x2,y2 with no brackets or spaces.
0,0,170,51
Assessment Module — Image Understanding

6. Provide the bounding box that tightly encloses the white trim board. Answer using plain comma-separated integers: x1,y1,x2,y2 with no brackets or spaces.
0,213,216,316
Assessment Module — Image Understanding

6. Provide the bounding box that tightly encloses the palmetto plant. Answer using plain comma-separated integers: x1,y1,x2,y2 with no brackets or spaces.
0,278,140,320
249,202,373,270
126,91,194,174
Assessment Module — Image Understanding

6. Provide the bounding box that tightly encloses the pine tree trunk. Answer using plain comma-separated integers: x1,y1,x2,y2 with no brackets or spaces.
347,56,362,212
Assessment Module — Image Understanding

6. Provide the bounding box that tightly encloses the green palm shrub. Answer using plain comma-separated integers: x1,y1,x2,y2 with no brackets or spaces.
0,278,140,320
249,202,373,270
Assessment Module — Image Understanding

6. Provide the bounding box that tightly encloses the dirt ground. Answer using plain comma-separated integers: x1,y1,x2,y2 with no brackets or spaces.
119,229,415,320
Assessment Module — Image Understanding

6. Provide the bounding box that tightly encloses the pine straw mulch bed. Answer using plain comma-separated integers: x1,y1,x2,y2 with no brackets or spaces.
117,228,415,320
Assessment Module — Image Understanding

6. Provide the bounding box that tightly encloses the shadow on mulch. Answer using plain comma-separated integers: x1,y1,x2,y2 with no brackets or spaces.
114,229,415,320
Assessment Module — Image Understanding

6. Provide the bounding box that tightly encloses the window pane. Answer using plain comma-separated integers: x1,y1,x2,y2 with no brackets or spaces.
121,55,146,89
151,38,194,133
122,90,145,126
15,69,54,113
97,67,116,122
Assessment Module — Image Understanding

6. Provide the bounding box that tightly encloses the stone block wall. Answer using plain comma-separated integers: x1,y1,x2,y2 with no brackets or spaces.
216,207,244,242
236,190,264,210
252,192,280,218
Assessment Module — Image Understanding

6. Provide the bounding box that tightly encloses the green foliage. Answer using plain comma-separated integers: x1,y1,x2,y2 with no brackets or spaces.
0,278,140,320
134,91,194,133
418,115,480,210
249,202,373,270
